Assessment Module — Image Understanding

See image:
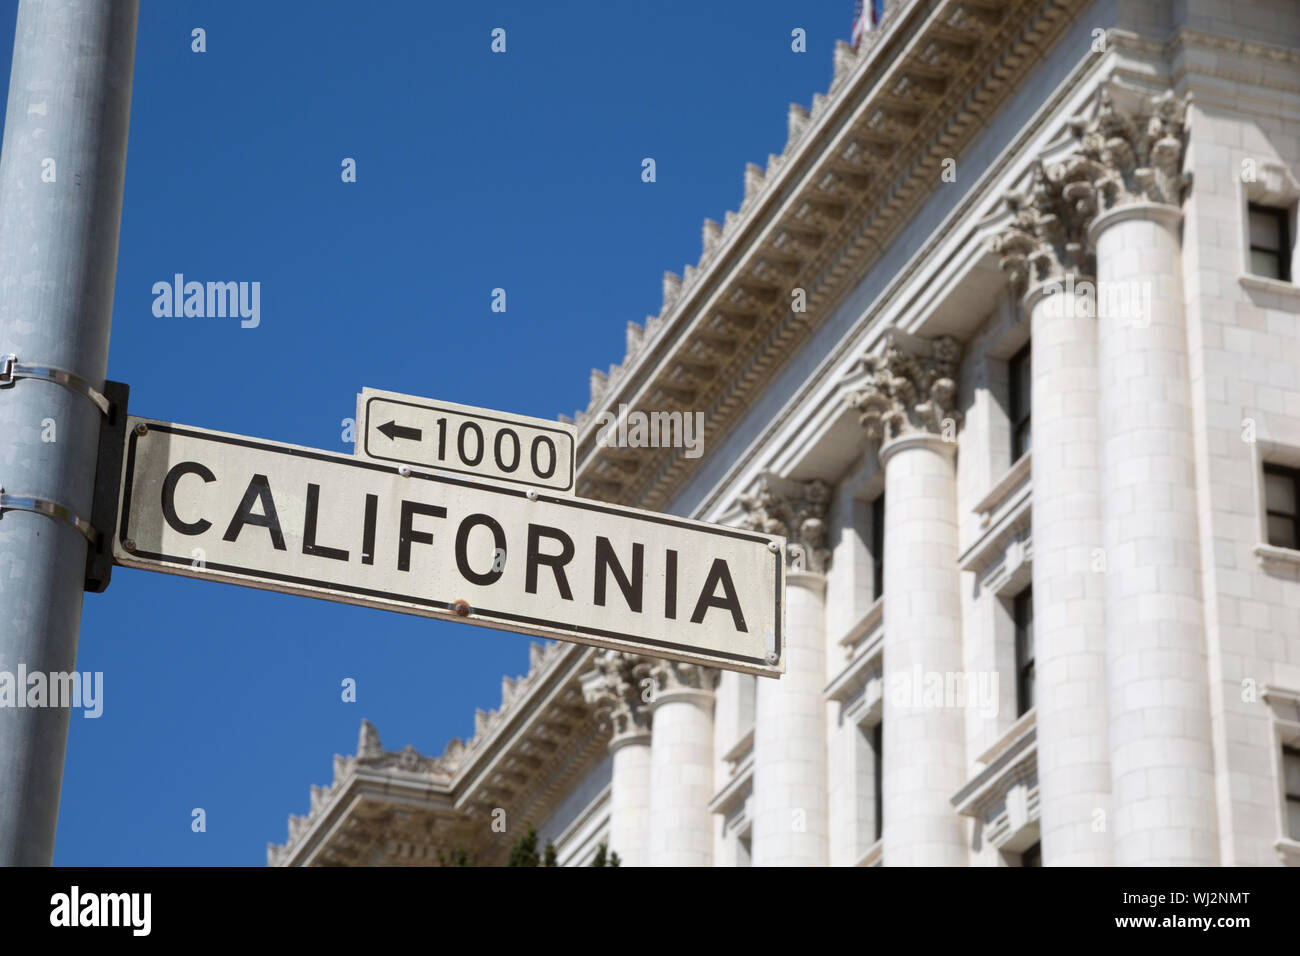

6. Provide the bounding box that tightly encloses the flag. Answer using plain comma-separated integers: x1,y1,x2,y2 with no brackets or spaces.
852,0,886,48
851,1,868,47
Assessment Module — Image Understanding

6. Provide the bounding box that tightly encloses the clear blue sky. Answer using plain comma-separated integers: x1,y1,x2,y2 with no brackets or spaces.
0,0,848,865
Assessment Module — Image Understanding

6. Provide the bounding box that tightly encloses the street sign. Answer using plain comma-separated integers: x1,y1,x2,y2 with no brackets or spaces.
356,387,576,493
113,417,786,676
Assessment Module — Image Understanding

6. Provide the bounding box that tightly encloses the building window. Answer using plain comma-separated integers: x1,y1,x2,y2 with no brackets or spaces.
1021,841,1042,867
871,493,885,600
1265,464,1300,550
1009,342,1031,461
1285,746,1300,841
871,721,883,842
1014,588,1035,717
1248,203,1291,282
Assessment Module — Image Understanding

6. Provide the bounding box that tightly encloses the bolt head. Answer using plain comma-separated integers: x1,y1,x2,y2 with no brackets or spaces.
452,599,472,617
398,465,411,477
123,538,136,552
765,653,779,666
767,541,780,553
134,423,148,436
526,488,539,501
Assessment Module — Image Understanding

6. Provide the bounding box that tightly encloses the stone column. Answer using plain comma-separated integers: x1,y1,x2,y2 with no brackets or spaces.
1079,88,1217,864
992,161,1113,865
739,475,831,866
642,660,716,867
845,332,967,865
581,651,653,866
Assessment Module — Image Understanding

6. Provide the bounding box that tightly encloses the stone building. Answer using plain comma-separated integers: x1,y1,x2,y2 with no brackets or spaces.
270,0,1300,866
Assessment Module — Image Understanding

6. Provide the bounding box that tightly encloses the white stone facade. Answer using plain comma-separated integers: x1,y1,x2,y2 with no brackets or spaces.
272,0,1300,867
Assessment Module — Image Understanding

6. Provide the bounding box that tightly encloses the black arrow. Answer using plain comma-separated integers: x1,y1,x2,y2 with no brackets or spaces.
377,420,422,442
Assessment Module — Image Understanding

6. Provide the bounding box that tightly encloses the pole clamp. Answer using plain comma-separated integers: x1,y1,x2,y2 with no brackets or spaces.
0,353,111,417
0,489,98,544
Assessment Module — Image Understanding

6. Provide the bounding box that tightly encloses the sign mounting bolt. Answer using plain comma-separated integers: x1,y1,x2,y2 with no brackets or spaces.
765,652,779,666
452,599,472,617
767,541,780,553
526,489,538,501
134,423,148,436
397,465,411,477
122,538,136,552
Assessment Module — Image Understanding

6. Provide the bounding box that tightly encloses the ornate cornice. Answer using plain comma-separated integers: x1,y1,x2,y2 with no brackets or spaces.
355,719,457,778
737,473,832,574
580,650,652,746
268,719,461,868
563,0,1092,511
269,640,585,866
843,330,962,445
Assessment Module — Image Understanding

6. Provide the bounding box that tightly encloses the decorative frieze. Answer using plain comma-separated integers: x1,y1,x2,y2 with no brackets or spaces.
843,330,962,444
737,473,832,574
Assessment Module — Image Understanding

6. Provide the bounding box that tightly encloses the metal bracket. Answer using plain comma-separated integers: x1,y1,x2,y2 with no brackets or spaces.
0,353,111,417
84,379,129,592
0,379,127,592
0,489,97,543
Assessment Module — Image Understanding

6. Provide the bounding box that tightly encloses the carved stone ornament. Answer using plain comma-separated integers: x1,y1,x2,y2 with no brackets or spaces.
844,330,962,444
991,158,1101,288
354,720,456,778
634,658,719,704
738,473,832,574
581,650,652,744
1069,86,1190,211
358,718,383,758
992,85,1190,291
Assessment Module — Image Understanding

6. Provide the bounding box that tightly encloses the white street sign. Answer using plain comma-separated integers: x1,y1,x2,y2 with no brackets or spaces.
113,417,786,676
356,387,576,493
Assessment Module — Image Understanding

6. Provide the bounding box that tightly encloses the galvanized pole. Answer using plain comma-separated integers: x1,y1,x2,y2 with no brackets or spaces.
0,0,137,864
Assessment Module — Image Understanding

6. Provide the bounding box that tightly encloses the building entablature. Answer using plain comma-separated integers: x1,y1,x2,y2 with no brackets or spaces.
271,640,609,866
566,0,1096,515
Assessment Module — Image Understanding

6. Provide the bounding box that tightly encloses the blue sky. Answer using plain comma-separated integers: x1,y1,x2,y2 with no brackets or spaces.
0,0,848,864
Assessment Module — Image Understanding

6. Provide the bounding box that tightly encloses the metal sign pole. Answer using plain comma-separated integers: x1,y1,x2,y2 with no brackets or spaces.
0,0,137,865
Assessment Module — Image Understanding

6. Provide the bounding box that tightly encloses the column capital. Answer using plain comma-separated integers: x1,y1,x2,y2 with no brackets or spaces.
992,84,1189,293
581,651,652,748
842,329,962,447
992,158,1100,291
1070,86,1190,213
636,658,719,708
737,473,832,574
